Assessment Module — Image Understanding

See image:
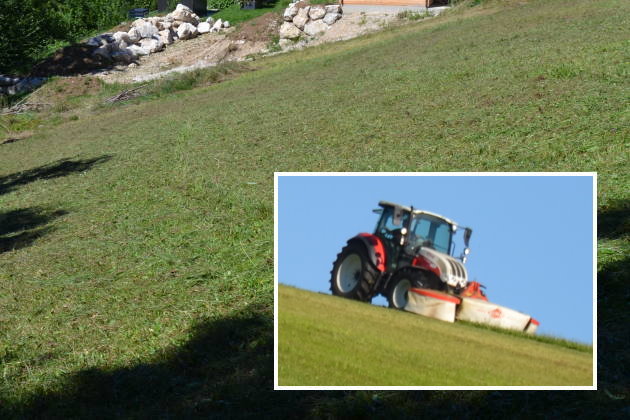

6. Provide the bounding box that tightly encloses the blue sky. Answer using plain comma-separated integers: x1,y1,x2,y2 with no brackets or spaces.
276,173,595,344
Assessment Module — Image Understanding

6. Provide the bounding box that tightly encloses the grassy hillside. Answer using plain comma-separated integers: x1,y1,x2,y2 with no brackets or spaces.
278,285,592,386
1,0,628,417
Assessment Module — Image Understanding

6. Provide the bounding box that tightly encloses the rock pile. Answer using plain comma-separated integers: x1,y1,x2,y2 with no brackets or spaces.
85,4,230,65
0,74,46,95
280,3,342,41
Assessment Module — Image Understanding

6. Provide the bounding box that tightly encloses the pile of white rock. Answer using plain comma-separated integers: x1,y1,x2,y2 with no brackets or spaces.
87,4,230,65
279,3,342,40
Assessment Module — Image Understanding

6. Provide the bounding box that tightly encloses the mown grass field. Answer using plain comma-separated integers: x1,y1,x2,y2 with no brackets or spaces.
1,0,628,417
278,285,593,386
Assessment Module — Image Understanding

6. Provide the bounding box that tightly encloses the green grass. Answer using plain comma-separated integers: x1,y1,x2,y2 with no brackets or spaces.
397,10,432,21
212,0,290,25
0,0,628,416
278,285,592,386
455,320,593,352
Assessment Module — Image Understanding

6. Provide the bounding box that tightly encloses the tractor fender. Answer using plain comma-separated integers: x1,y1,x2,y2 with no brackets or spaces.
347,233,386,272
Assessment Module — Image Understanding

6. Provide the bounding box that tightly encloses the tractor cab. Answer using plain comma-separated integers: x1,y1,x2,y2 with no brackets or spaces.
373,201,472,275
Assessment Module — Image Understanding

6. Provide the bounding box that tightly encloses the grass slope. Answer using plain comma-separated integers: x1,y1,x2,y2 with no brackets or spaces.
0,0,628,416
278,285,592,386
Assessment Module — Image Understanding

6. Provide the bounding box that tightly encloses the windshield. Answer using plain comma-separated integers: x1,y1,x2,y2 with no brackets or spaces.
410,214,452,254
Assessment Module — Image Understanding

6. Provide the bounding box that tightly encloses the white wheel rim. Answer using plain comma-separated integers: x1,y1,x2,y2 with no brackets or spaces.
392,278,412,308
336,253,362,293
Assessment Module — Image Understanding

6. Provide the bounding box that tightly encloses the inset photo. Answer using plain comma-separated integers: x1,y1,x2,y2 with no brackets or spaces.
274,173,595,390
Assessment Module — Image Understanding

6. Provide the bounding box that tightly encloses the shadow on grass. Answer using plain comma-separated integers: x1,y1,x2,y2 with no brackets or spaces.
598,199,629,240
0,155,112,196
6,304,310,419
4,200,629,418
0,207,67,253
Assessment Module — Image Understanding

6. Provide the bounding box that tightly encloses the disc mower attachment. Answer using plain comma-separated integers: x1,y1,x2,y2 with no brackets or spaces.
405,288,462,323
403,288,540,334
455,297,533,332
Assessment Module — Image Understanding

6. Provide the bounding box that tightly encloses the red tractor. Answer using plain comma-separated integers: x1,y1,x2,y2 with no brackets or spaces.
330,201,484,308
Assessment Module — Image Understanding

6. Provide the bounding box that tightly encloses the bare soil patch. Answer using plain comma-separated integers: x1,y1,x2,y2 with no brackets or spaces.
29,76,103,104
229,12,283,43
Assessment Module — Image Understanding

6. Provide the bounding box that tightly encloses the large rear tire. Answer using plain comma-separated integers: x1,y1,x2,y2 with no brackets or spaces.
330,242,379,302
386,267,443,309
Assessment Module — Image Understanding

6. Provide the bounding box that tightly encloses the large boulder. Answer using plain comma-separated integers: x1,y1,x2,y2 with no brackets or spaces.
197,21,211,34
211,19,223,32
113,31,132,49
113,31,131,45
157,20,172,31
137,22,159,39
111,49,135,64
175,3,192,12
323,12,342,25
293,7,310,30
86,34,114,47
127,27,143,43
147,17,162,27
283,4,299,21
279,22,301,40
223,21,230,28
309,5,326,20
177,22,198,40
91,45,112,60
170,7,200,25
128,44,151,56
325,4,342,14
159,29,175,45
140,37,164,53
131,18,146,28
303,20,328,37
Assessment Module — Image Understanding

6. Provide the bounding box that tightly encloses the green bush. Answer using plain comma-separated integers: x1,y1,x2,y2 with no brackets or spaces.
0,0,157,75
0,0,48,74
207,0,241,10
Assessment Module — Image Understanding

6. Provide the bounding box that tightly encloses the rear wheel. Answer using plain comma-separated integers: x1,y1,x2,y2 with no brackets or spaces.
386,267,442,309
330,242,379,302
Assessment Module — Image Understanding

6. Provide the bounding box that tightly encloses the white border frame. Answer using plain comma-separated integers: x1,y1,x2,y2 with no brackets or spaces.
274,172,597,391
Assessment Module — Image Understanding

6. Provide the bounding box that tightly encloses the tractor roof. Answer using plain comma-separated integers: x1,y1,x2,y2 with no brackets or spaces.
378,200,460,228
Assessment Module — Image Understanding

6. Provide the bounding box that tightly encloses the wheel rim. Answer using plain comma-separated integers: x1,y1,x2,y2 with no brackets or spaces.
392,278,412,308
336,253,362,293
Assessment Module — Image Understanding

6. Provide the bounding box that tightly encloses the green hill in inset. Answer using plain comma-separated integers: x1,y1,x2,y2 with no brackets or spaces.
278,285,592,386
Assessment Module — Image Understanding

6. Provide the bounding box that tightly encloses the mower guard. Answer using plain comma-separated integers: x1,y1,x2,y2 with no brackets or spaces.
405,288,539,334
405,288,461,323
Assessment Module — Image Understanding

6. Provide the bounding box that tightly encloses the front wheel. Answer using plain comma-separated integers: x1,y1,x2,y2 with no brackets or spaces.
330,242,378,302
386,268,442,309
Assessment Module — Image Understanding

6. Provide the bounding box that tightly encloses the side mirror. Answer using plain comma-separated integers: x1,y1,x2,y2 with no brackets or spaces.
464,227,472,247
393,205,403,226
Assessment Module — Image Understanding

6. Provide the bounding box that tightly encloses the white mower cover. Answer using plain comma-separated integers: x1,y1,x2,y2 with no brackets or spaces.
405,288,461,323
524,318,540,334
456,297,533,332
